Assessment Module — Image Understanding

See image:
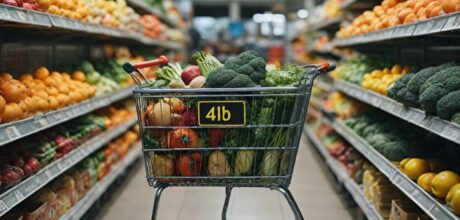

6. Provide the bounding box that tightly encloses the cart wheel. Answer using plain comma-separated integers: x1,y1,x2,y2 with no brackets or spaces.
151,184,169,220
222,187,232,220
271,186,304,220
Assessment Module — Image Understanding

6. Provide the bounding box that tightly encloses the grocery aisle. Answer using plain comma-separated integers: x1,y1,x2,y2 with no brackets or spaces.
98,134,352,220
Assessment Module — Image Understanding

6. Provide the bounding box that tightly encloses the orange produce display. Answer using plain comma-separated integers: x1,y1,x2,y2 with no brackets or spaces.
0,67,97,124
337,0,460,39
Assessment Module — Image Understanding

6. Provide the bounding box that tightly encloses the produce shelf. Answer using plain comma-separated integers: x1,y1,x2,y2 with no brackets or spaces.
328,118,459,220
0,117,137,218
0,86,134,146
332,12,460,47
315,78,334,92
0,4,182,50
306,17,341,33
59,143,141,220
304,126,383,220
333,79,460,145
127,0,179,28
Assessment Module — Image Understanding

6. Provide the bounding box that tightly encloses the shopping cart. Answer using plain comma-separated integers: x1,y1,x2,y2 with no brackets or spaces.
123,56,335,220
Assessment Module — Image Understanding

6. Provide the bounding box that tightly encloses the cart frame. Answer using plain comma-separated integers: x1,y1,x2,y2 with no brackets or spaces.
124,60,334,220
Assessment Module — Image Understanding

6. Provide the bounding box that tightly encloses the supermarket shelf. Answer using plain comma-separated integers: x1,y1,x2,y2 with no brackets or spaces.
0,118,137,217
334,79,460,145
306,17,341,33
0,4,182,50
60,143,141,220
333,12,460,47
127,0,179,28
304,126,383,220
0,86,134,146
329,119,459,220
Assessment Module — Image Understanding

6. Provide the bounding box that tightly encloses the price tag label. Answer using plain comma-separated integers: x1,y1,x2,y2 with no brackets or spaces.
198,101,246,126
414,21,432,36
6,126,20,139
13,190,24,201
428,19,446,34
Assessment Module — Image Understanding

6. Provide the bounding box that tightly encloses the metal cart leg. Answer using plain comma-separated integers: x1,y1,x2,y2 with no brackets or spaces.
222,187,232,220
272,186,304,220
151,184,169,220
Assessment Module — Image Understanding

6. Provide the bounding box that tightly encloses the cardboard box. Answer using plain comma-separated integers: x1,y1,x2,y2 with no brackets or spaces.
389,200,430,220
22,202,47,220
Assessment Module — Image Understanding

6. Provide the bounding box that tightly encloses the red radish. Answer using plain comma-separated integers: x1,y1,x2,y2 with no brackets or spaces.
181,65,201,85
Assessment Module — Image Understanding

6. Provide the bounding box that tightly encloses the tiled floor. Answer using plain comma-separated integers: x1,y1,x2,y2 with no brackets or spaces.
98,134,353,220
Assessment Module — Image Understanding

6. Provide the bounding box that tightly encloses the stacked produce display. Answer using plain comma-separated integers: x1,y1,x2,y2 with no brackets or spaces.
1,127,139,219
0,0,185,42
0,0,185,217
297,0,460,215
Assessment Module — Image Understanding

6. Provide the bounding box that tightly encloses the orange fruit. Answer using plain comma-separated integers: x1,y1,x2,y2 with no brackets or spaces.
404,13,417,24
1,80,27,103
49,71,62,79
72,70,86,82
0,73,13,81
18,101,29,116
56,94,71,107
47,96,60,110
34,67,50,80
42,77,57,87
24,97,37,113
404,158,431,180
36,97,50,112
46,87,59,97
19,74,34,82
2,103,23,122
56,84,69,94
36,90,48,99
62,73,71,81
0,95,5,115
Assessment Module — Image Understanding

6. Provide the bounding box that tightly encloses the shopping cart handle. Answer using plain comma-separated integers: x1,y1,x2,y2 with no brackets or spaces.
123,55,169,73
318,63,336,73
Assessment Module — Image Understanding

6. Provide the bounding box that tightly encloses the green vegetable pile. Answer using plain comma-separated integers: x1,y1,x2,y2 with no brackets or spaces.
205,50,267,88
335,55,389,84
387,62,460,124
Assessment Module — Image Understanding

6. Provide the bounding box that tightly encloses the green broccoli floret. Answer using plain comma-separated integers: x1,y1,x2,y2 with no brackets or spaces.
382,141,409,161
419,87,450,115
419,67,460,115
452,112,460,125
205,67,239,88
407,65,445,95
224,50,266,84
436,90,460,120
396,87,419,107
205,67,257,88
388,73,414,99
223,74,256,88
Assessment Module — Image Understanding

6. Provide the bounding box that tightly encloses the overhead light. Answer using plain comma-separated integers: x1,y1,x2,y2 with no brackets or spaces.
297,9,308,19
272,14,285,23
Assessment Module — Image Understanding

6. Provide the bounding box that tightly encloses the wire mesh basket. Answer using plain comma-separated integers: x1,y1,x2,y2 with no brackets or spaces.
123,57,335,220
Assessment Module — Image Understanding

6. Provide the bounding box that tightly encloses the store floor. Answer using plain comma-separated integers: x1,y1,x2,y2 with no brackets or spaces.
98,134,353,220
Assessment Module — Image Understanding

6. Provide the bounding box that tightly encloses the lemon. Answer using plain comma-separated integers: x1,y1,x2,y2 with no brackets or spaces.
399,158,411,170
431,171,460,199
417,172,436,193
403,158,430,180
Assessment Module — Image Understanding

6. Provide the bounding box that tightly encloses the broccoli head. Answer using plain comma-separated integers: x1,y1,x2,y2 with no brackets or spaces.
436,90,460,120
407,66,443,95
452,112,460,125
224,50,267,84
205,67,256,88
418,67,460,115
419,86,450,115
388,73,415,99
395,87,419,107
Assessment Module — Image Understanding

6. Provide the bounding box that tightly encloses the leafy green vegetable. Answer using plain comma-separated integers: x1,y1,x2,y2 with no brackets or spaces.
205,67,256,88
192,51,222,77
262,64,304,87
